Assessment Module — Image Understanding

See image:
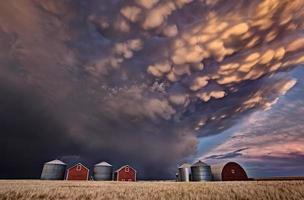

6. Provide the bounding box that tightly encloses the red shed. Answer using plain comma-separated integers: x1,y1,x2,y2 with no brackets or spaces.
66,163,89,181
114,165,136,181
211,162,248,181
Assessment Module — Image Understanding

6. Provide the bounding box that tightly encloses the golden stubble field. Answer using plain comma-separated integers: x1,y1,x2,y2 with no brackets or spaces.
0,180,304,200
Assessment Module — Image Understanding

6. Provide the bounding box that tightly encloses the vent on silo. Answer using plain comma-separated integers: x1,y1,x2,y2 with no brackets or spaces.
41,159,66,180
191,160,212,182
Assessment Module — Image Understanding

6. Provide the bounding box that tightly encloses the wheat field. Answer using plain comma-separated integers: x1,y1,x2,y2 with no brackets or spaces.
0,180,304,200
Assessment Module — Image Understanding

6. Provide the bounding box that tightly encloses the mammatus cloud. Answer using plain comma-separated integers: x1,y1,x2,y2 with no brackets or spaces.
0,0,303,178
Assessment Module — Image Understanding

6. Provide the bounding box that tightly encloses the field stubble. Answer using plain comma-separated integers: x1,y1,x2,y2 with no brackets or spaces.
0,180,304,200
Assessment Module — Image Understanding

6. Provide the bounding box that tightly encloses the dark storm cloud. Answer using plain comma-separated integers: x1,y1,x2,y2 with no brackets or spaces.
0,78,78,178
0,0,304,179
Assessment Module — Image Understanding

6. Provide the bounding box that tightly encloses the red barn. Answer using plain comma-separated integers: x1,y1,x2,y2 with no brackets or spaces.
114,165,136,181
66,163,89,181
211,162,248,181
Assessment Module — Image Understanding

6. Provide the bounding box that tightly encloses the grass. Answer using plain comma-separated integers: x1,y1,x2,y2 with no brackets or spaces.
0,180,304,200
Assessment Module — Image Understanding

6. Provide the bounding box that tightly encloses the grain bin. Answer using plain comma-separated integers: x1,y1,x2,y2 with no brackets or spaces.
93,161,113,181
211,162,248,181
191,161,212,181
178,163,191,182
41,159,66,180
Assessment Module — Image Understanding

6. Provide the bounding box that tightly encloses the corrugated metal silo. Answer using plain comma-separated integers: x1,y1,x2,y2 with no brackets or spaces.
93,161,113,181
178,163,191,182
191,160,212,182
211,162,248,181
41,159,66,180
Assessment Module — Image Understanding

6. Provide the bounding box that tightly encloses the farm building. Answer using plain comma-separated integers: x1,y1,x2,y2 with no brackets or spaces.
66,163,89,181
93,161,113,181
191,161,212,182
211,162,248,181
41,159,66,180
178,163,191,182
114,165,136,181
176,161,248,182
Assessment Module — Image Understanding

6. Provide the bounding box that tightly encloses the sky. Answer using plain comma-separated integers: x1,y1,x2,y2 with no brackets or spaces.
0,0,304,179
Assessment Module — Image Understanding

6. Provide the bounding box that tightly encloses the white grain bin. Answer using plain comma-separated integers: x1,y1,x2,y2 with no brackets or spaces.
93,161,113,181
41,159,66,180
178,163,191,182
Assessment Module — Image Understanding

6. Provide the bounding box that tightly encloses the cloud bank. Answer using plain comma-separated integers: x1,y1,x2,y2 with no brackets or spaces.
0,0,303,179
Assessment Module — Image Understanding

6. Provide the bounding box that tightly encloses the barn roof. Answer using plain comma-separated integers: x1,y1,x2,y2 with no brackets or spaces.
210,161,243,171
67,162,89,171
95,161,112,167
45,159,66,165
115,165,137,173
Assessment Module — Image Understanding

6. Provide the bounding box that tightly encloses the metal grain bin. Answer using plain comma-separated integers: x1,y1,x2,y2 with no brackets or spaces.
41,159,66,180
178,163,191,182
93,161,113,181
191,160,212,182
